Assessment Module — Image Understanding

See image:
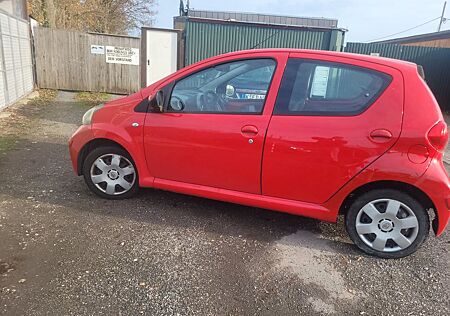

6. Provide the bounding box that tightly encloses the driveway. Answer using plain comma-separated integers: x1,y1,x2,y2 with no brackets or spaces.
0,91,449,315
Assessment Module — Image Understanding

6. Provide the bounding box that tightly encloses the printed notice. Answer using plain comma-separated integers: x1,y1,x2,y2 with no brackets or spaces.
91,45,105,55
105,46,139,65
310,66,330,98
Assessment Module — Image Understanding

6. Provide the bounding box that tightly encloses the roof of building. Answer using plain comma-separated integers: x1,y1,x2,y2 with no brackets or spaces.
180,9,339,29
374,29,450,44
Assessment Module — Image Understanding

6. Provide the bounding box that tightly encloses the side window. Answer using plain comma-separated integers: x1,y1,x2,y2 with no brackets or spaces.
274,59,391,115
169,59,276,114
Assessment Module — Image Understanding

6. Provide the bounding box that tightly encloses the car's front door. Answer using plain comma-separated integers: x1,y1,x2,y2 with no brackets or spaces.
144,54,286,194
262,53,404,204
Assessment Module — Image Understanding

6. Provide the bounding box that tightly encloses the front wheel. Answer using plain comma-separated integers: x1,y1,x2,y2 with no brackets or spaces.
345,189,429,259
82,146,139,199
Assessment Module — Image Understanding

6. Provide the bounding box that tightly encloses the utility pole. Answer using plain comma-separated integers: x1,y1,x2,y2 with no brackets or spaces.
438,1,447,32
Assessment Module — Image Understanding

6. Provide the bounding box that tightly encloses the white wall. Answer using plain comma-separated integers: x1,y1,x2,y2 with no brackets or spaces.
0,0,27,19
0,11,34,110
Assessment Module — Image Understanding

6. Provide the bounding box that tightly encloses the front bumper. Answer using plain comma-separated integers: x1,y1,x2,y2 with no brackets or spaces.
68,125,94,175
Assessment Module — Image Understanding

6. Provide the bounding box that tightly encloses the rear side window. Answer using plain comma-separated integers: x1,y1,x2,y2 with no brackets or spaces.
274,58,392,115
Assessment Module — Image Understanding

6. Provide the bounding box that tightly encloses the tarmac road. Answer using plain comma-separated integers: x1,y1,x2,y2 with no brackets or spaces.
0,91,449,315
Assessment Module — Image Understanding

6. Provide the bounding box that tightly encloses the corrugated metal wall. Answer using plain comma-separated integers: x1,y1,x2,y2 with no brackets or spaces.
345,42,450,112
184,20,342,66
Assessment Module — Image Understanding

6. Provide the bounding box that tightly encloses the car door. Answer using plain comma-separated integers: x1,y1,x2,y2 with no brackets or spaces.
144,53,286,194
262,53,404,204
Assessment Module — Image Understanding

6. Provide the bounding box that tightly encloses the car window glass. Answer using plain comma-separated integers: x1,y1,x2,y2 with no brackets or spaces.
169,59,276,114
274,58,391,115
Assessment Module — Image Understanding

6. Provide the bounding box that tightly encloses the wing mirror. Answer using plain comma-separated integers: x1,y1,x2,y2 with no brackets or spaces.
149,90,164,113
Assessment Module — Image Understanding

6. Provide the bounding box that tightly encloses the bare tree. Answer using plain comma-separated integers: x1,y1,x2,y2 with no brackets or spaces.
28,0,157,34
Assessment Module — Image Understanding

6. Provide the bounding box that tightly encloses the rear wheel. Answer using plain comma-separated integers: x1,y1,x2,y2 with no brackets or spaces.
82,146,139,199
345,189,429,258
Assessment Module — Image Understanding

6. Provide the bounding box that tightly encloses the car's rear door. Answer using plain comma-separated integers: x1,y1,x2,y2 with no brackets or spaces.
144,52,287,194
262,52,404,204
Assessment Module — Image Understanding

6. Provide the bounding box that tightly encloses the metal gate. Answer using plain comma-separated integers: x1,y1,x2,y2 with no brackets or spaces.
0,11,34,110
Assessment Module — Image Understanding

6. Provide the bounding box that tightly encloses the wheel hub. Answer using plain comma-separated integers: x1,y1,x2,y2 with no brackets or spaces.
355,198,420,253
90,153,136,196
378,219,394,232
107,169,120,180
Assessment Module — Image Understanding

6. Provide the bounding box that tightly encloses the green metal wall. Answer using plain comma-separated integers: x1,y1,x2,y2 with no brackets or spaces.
345,42,450,112
184,20,344,66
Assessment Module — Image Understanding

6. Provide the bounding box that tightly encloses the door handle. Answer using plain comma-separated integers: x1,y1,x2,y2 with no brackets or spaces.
370,129,393,141
241,125,258,136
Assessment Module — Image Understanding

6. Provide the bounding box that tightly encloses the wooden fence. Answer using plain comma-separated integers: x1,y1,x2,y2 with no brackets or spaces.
34,27,140,94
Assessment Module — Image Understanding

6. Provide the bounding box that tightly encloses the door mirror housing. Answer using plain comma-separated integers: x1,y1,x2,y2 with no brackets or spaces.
156,90,164,111
149,90,164,113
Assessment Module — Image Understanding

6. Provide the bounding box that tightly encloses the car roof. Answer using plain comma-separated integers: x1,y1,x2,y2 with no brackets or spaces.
143,48,417,96
214,48,417,71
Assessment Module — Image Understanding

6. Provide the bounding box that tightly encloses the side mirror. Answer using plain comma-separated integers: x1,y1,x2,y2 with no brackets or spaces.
149,90,164,113
156,90,164,112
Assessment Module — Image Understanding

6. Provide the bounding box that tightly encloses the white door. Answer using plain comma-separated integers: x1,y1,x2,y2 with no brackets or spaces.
145,28,178,86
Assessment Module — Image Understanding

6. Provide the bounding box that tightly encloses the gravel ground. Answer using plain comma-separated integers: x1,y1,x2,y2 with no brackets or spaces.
0,91,449,315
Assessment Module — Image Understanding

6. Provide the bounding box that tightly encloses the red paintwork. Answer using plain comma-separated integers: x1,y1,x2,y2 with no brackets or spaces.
144,51,287,194
68,49,450,236
69,124,93,172
262,52,405,204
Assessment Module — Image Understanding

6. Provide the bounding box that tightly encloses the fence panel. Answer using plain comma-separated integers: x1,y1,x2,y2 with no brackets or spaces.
34,27,140,94
345,42,450,112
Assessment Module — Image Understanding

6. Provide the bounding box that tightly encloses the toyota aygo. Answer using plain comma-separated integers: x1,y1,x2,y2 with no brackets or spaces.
69,49,449,258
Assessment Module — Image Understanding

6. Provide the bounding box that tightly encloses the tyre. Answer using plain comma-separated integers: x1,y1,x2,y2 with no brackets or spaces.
82,146,139,199
345,189,429,259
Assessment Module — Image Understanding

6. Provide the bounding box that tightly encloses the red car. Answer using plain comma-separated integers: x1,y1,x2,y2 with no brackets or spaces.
69,49,449,258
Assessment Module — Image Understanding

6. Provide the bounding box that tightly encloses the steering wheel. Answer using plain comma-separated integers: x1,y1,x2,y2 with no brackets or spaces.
197,90,224,112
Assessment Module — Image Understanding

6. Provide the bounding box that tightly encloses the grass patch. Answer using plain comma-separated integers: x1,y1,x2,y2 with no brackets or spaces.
0,135,19,155
0,89,56,157
75,92,112,108
37,89,57,103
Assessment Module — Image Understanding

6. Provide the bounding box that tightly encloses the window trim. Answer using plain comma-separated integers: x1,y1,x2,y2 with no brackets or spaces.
165,57,278,115
273,58,393,117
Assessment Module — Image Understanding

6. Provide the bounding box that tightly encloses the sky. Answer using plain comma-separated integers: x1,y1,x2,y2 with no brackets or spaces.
153,0,450,43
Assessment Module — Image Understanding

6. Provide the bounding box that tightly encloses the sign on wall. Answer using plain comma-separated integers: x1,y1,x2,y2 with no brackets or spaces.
91,45,105,54
105,46,140,65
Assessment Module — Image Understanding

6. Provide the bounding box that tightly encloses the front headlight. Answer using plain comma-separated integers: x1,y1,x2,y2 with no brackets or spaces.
82,104,105,125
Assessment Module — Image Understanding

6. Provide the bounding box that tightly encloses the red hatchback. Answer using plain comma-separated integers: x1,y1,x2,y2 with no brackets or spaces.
69,49,449,258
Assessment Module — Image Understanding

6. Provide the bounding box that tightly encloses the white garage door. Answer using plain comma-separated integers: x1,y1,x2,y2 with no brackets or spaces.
0,12,33,110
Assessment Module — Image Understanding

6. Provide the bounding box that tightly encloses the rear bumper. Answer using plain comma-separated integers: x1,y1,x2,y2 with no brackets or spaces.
418,158,450,236
68,125,94,175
